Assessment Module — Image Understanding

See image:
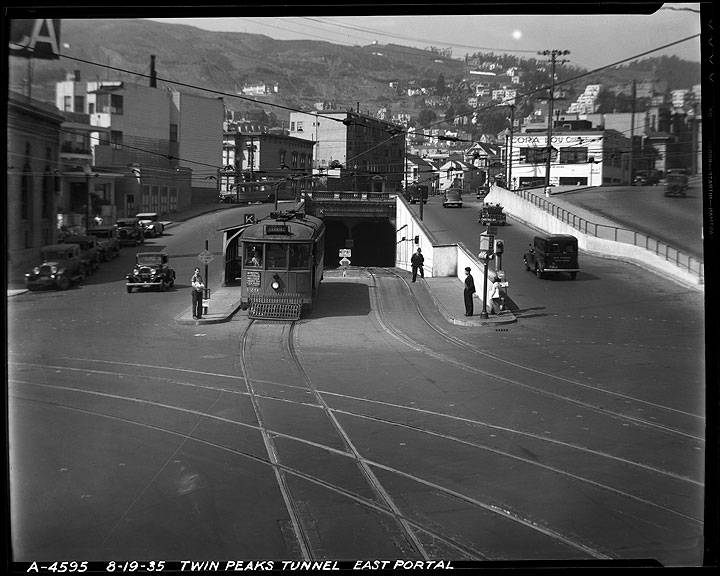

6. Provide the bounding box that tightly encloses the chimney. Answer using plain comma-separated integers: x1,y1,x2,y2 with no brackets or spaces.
150,55,157,88
74,70,81,81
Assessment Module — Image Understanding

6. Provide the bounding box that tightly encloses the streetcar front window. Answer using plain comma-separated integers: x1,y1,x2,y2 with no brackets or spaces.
265,243,288,269
245,243,264,268
289,244,311,269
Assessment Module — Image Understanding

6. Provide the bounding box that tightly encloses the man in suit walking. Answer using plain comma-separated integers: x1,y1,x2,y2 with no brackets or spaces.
411,247,424,282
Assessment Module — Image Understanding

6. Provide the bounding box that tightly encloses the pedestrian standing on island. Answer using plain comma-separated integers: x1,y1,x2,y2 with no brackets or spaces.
191,267,204,320
463,267,476,316
411,247,425,282
489,276,503,314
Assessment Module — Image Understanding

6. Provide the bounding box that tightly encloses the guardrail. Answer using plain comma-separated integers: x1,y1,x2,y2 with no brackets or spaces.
512,188,704,282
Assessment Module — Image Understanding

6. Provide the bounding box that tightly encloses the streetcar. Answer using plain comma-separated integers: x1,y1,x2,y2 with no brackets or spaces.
238,209,325,319
219,179,291,204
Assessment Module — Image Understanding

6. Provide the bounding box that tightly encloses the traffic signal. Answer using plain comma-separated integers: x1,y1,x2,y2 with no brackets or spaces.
414,235,420,244
494,239,504,254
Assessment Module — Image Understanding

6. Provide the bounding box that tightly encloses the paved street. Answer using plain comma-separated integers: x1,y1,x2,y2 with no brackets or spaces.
7,200,706,565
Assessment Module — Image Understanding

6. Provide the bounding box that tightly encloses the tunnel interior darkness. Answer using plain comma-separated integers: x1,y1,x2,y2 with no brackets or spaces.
323,218,396,267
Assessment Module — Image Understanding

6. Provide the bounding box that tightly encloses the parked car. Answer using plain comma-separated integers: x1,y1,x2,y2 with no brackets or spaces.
87,226,121,261
523,234,579,280
25,244,85,291
126,252,176,292
60,234,101,275
116,217,145,246
632,170,661,186
479,203,507,226
442,189,463,208
136,212,164,237
404,184,428,204
664,169,689,197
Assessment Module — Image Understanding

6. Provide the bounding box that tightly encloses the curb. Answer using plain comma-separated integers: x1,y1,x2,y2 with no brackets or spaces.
174,302,244,325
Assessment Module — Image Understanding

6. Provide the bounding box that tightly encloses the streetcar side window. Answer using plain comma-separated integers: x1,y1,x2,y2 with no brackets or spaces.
289,244,311,269
245,243,264,267
265,243,288,269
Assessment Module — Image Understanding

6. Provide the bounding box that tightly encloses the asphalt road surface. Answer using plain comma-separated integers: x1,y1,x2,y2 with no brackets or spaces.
7,201,706,566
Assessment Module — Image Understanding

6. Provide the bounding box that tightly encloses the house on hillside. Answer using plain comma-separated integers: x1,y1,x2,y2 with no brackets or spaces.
404,154,439,195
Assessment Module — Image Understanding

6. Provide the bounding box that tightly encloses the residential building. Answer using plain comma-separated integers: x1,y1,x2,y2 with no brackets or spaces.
55,69,223,216
7,91,64,282
219,130,315,195
240,83,278,96
404,153,439,194
289,110,405,192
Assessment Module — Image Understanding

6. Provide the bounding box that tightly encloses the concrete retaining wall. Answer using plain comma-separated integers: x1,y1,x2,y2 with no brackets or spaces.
484,185,703,290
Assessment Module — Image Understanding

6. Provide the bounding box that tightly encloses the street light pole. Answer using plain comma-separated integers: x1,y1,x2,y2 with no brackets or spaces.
507,103,515,189
538,49,570,190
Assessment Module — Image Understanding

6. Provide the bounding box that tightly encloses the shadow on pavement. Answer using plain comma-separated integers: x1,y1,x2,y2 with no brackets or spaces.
305,281,371,318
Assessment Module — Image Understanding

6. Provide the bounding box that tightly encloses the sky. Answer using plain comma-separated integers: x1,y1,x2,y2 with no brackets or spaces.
149,3,703,71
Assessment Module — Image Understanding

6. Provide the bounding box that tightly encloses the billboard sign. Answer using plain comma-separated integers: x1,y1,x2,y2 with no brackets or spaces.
10,19,62,59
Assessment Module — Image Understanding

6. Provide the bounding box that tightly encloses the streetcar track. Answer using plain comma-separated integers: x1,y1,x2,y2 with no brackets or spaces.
238,319,313,560
9,381,603,559
367,268,704,441
382,265,703,421
285,322,431,560
10,359,703,486
12,376,699,557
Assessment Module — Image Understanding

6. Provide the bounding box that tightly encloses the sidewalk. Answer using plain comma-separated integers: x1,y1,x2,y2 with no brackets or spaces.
422,276,517,327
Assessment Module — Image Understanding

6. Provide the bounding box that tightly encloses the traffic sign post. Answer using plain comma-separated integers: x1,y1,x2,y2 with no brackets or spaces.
339,256,351,277
198,242,214,314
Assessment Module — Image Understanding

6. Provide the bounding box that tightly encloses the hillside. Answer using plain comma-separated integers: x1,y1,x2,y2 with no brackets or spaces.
9,18,701,123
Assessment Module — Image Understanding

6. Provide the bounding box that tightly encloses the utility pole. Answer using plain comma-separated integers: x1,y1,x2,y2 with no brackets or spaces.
538,49,570,190
506,103,515,189
629,79,636,184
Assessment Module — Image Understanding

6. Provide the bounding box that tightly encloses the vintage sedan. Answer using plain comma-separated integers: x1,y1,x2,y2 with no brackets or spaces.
87,226,121,261
442,189,463,208
126,252,176,292
116,217,145,246
25,244,85,291
523,234,580,280
136,212,165,237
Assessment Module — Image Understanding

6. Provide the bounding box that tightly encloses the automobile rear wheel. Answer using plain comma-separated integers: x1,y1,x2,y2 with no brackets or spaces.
57,276,71,290
126,286,133,293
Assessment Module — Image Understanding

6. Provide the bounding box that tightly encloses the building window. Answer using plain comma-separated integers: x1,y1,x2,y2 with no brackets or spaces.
169,188,177,212
559,147,588,164
110,131,123,150
279,150,286,166
518,147,555,164
290,122,295,131
291,151,298,168
299,154,306,168
74,95,85,112
63,95,72,112
170,124,178,142
142,185,150,209
88,102,95,115
97,93,124,114
297,121,304,132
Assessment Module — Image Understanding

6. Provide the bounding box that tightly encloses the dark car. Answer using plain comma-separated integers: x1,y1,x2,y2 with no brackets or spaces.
126,252,176,292
632,170,661,186
523,234,579,280
479,203,506,226
87,226,121,261
442,189,463,208
664,169,689,197
60,234,101,275
25,244,85,291
404,184,428,204
116,217,145,246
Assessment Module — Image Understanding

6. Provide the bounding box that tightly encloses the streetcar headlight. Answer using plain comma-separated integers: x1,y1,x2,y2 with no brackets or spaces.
271,274,280,291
